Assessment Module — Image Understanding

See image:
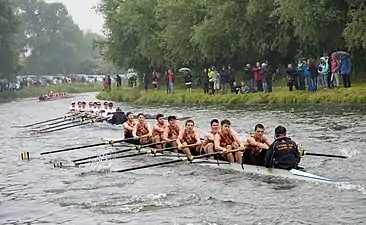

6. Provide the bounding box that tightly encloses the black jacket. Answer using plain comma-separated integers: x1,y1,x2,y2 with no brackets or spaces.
109,112,126,125
264,136,300,170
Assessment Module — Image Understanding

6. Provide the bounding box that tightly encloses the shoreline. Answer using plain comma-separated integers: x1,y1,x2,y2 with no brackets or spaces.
97,85,366,105
0,83,102,102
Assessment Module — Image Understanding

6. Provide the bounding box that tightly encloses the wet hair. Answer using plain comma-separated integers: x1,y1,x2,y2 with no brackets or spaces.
221,119,231,126
156,114,164,120
210,119,219,126
137,113,144,118
185,119,195,126
275,125,286,135
168,116,177,121
255,124,265,131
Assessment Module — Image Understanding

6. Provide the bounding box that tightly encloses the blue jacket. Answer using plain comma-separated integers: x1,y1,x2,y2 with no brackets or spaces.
340,58,351,75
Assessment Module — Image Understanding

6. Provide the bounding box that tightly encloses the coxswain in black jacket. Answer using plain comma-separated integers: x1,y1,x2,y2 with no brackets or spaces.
264,126,301,170
108,107,126,125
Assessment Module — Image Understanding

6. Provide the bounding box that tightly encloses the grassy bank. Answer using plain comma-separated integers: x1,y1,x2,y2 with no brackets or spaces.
97,84,366,105
0,83,102,101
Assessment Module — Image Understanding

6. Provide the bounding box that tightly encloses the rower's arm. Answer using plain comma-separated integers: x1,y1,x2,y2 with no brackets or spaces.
264,143,275,168
153,124,165,133
147,124,153,136
214,134,226,151
195,131,202,144
263,134,273,146
163,127,169,140
205,133,214,142
231,130,244,148
132,124,137,137
123,122,133,131
247,136,269,149
176,130,184,146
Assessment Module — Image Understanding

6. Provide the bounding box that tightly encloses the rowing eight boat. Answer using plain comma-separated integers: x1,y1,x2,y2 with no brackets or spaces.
100,138,336,184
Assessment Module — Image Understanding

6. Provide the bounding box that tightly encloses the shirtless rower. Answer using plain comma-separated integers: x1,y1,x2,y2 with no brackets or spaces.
123,112,138,145
152,114,167,149
214,119,244,163
132,113,153,145
243,124,272,166
176,119,202,156
202,119,220,155
163,116,181,150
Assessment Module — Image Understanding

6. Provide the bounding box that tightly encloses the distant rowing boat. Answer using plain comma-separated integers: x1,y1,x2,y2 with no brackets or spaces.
37,93,70,102
101,138,336,184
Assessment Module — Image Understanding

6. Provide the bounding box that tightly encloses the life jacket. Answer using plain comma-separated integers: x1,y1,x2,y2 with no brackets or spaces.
124,120,136,138
167,124,179,139
136,122,149,136
218,131,234,147
245,134,265,154
152,123,166,136
181,129,196,144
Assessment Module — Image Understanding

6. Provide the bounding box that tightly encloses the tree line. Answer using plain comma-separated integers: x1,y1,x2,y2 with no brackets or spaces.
0,0,115,81
98,0,366,76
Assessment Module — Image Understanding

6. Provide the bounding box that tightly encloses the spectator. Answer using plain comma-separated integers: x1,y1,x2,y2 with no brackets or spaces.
202,68,209,94
244,64,254,92
340,56,351,88
318,57,329,89
330,55,340,88
168,70,174,94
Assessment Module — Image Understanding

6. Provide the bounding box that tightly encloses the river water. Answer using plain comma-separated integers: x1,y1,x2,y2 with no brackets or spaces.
1,92,365,225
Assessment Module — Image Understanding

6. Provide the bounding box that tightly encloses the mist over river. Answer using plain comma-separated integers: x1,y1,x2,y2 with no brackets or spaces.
1,92,365,225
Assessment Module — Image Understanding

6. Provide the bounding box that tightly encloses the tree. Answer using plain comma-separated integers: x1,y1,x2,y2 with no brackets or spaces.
0,0,21,80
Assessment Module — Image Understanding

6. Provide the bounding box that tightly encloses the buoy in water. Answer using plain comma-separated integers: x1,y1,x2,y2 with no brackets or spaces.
21,152,30,161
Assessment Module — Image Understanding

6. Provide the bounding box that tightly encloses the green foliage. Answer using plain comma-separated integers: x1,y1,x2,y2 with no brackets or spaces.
97,85,366,105
99,0,366,74
0,0,21,80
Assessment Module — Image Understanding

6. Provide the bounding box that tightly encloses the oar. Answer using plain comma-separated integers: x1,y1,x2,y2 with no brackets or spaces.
72,139,175,163
40,136,139,155
74,141,182,166
31,116,95,132
45,114,83,126
112,148,241,173
303,151,347,159
11,114,77,128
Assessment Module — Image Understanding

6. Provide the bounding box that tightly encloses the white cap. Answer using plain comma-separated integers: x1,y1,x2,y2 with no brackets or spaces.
71,101,76,104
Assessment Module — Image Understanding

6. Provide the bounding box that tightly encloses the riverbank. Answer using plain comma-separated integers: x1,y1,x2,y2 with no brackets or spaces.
97,84,366,105
0,83,102,102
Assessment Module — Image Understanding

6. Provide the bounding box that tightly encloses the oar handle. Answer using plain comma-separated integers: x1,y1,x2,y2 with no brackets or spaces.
304,151,347,159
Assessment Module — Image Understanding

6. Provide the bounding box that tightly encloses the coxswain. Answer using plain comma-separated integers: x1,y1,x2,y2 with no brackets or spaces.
243,124,272,166
132,113,152,144
123,112,138,144
163,116,181,149
214,119,244,163
264,125,301,170
68,101,76,113
202,119,220,155
152,114,167,149
176,119,202,156
109,107,126,125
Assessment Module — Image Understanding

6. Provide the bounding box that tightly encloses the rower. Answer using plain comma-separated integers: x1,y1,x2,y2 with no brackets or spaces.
75,101,82,113
109,107,126,125
89,102,99,115
214,119,244,163
243,124,272,166
88,102,93,111
202,119,220,155
123,112,138,144
163,116,181,149
100,102,109,119
176,119,202,156
264,126,301,170
105,102,116,120
132,113,152,144
152,114,167,149
68,101,76,113
79,101,87,114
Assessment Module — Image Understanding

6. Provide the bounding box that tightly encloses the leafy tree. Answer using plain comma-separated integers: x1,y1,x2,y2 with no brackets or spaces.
0,0,21,80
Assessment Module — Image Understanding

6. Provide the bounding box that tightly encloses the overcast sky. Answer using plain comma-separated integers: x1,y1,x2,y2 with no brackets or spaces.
45,0,104,34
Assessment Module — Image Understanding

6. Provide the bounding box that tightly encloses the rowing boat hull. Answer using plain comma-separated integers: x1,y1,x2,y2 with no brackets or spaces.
102,138,336,184
37,95,71,102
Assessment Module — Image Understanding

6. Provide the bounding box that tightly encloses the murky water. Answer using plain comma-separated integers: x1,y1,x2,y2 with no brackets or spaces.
1,93,366,225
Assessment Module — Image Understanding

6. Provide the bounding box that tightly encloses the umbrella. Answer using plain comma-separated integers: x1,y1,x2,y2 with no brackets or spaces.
331,51,350,58
178,68,191,72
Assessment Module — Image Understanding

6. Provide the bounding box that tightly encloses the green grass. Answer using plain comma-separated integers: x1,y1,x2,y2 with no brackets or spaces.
97,84,366,105
0,83,102,101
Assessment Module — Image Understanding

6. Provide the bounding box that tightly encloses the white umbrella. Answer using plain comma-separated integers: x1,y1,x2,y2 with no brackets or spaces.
178,68,191,72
